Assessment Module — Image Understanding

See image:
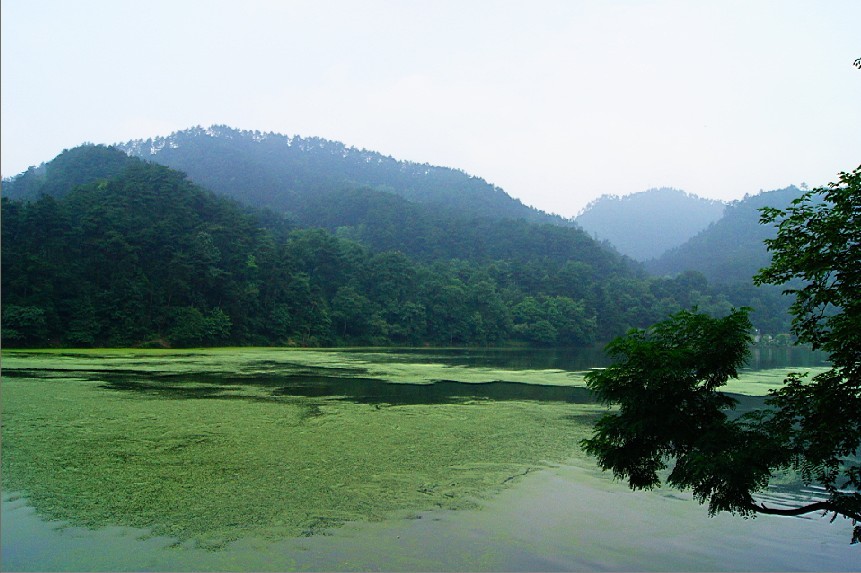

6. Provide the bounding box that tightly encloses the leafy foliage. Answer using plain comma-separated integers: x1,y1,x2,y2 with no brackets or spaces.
582,309,769,514
1,145,793,348
754,165,861,528
584,166,861,538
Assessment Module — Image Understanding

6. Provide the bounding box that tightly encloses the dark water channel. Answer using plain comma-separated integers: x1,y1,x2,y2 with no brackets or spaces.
76,344,829,411
92,371,596,405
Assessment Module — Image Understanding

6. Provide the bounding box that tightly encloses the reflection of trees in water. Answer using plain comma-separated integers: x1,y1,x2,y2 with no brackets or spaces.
746,346,829,370
95,369,597,406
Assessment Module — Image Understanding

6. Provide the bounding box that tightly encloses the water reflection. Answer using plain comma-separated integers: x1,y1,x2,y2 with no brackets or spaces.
357,346,611,370
373,344,829,372
96,373,596,405
746,346,829,369
10,345,827,408
4,346,850,572
271,376,596,405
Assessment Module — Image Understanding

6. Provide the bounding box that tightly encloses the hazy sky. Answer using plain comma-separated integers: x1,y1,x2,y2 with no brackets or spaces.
2,0,859,216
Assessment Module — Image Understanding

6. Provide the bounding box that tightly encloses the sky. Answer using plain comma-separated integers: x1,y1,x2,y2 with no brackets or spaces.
2,0,859,217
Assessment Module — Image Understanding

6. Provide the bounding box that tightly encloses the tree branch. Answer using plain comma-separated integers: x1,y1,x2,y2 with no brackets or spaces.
748,500,861,522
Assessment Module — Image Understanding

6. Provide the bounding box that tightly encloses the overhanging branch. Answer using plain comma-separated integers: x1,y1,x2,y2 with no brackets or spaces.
748,500,861,522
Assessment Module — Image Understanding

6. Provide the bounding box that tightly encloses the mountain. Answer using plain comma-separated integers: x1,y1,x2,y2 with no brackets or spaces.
0,146,624,347
2,144,135,201
114,125,569,226
575,188,726,261
645,186,805,284
1,143,626,271
2,143,795,349
112,126,633,268
290,185,634,271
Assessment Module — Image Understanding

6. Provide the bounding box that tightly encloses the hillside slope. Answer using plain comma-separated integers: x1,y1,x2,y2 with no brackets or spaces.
2,145,135,201
575,188,725,261
115,125,569,225
0,147,643,346
645,186,804,283
1,144,627,271
2,143,795,347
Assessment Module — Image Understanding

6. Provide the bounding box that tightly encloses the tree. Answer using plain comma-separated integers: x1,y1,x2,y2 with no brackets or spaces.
330,285,375,340
583,166,861,541
753,165,860,536
755,166,860,381
1,305,49,345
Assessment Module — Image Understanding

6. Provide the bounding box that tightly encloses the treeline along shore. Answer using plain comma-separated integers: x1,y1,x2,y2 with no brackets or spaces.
2,144,792,349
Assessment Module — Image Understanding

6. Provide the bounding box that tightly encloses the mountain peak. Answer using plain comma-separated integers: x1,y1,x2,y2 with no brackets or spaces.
115,125,569,226
645,185,804,283
575,187,726,261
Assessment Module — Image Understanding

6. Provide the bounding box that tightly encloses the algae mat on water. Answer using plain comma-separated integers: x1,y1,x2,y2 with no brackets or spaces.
1,349,601,549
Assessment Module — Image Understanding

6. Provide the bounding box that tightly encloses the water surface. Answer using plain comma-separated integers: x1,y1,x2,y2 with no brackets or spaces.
1,346,852,572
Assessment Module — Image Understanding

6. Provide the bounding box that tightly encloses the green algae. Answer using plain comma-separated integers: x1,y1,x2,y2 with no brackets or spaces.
725,366,830,396
1,347,590,389
0,348,827,550
5,347,818,396
1,349,601,549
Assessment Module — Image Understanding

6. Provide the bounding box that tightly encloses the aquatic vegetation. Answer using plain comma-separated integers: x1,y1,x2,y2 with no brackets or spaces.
725,366,829,396
0,348,826,549
2,347,589,386
1,349,601,548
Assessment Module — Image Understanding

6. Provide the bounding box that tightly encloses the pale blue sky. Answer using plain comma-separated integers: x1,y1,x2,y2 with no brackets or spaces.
2,0,859,216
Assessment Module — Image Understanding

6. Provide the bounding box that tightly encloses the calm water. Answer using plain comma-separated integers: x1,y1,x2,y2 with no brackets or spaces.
2,345,853,572
366,345,829,371
4,463,858,572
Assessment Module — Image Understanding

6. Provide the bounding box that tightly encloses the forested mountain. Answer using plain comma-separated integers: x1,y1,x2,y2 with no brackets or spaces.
294,186,627,268
114,125,568,225
645,186,805,284
2,147,787,348
2,145,134,201
575,188,726,261
1,144,627,270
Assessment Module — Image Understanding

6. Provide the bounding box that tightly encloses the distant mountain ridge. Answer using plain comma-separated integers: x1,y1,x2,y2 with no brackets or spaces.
114,125,569,226
1,142,631,273
645,186,804,283
0,146,645,347
575,187,726,261
2,142,797,346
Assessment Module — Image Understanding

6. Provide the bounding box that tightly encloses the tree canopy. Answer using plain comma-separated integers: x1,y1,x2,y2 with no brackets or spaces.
2,147,792,349
754,165,861,537
115,126,567,225
583,165,861,541
646,186,805,284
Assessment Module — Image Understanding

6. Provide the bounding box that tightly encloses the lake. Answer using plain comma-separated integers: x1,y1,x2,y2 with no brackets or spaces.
2,346,857,571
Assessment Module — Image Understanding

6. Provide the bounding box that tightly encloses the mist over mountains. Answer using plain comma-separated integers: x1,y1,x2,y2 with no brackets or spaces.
5,125,796,273
115,125,569,226
2,126,800,347
2,141,623,269
571,184,808,286
645,186,805,283
575,188,726,261
109,126,800,276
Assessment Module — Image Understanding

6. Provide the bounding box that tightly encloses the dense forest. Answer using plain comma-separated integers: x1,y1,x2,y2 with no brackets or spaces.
575,188,726,261
645,186,805,283
109,125,569,225
1,145,792,348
